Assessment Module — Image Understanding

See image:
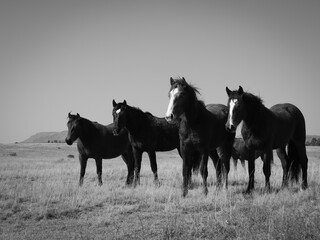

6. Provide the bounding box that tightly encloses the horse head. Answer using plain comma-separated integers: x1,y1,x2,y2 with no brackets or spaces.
225,86,245,133
165,77,199,122
65,112,81,145
112,99,127,136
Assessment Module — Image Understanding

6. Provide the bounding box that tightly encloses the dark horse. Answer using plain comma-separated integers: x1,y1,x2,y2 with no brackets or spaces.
65,113,134,186
231,138,264,169
165,77,235,197
226,86,308,192
112,100,181,186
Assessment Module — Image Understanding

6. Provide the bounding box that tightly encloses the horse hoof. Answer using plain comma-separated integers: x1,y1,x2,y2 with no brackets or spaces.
215,184,222,191
125,182,134,188
182,189,188,198
301,183,308,190
263,186,272,194
203,188,208,196
244,188,252,195
154,180,161,188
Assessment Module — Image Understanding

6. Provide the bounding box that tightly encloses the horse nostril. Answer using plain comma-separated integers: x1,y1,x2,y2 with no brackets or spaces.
165,115,172,122
225,124,236,133
113,129,119,136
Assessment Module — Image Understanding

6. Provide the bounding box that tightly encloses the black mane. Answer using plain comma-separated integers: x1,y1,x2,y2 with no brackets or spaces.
171,78,206,117
242,92,264,111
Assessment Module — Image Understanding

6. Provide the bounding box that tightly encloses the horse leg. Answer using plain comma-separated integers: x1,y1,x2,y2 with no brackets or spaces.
182,159,193,197
210,150,222,189
276,147,289,188
181,144,193,197
200,152,209,196
121,149,134,186
94,158,103,186
246,157,255,193
79,155,88,186
147,151,159,185
262,150,272,191
219,145,232,189
133,148,143,187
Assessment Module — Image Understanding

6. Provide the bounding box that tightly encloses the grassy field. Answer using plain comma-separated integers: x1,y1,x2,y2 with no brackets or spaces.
0,143,320,239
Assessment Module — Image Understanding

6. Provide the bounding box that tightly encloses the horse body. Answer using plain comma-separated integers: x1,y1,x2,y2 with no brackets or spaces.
76,122,128,159
166,78,235,197
127,113,179,152
232,138,264,169
65,113,134,186
226,86,308,191
112,100,180,185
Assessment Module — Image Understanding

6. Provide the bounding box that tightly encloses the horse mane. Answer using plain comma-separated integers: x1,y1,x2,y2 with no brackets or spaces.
242,92,264,112
241,91,268,127
79,117,100,138
128,105,148,117
173,77,205,107
125,104,150,133
184,81,206,111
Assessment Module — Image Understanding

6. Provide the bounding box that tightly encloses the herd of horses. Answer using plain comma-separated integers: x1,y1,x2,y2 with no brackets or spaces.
65,77,308,196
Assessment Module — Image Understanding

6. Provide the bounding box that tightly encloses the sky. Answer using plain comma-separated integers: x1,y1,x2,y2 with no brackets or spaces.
0,0,320,143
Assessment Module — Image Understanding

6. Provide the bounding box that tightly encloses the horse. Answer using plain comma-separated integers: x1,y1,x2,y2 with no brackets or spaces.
112,100,182,186
65,112,134,186
225,86,308,192
165,77,235,197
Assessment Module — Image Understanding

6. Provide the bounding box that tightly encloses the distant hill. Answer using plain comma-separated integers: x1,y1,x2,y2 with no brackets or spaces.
306,135,320,142
22,131,68,143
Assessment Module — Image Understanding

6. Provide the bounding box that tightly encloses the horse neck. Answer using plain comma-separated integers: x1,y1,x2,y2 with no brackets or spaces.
125,106,147,135
78,118,99,144
184,99,205,126
242,98,269,133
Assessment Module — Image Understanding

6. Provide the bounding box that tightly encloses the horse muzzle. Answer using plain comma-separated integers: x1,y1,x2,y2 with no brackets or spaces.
165,114,174,123
225,123,236,133
65,138,73,145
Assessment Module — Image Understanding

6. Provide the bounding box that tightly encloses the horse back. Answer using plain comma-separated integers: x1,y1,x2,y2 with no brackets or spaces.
149,115,180,151
77,122,130,159
270,103,306,146
205,104,230,138
206,104,228,121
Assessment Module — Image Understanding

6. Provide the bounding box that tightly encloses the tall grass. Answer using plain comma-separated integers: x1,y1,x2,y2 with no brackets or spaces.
0,144,320,239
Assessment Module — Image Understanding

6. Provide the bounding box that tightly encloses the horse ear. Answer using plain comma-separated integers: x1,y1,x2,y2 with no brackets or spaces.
226,87,232,96
123,100,127,106
68,112,72,118
76,113,80,118
181,77,186,83
238,86,244,94
112,99,117,107
170,77,174,85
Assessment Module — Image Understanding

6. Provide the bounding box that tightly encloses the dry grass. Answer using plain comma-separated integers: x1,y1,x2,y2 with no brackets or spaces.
0,143,320,239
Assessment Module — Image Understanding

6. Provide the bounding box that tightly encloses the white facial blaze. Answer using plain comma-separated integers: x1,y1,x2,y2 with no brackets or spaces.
166,88,179,118
228,99,238,126
116,109,121,114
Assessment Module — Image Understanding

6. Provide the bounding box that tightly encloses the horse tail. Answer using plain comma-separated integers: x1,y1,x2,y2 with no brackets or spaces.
288,140,301,182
